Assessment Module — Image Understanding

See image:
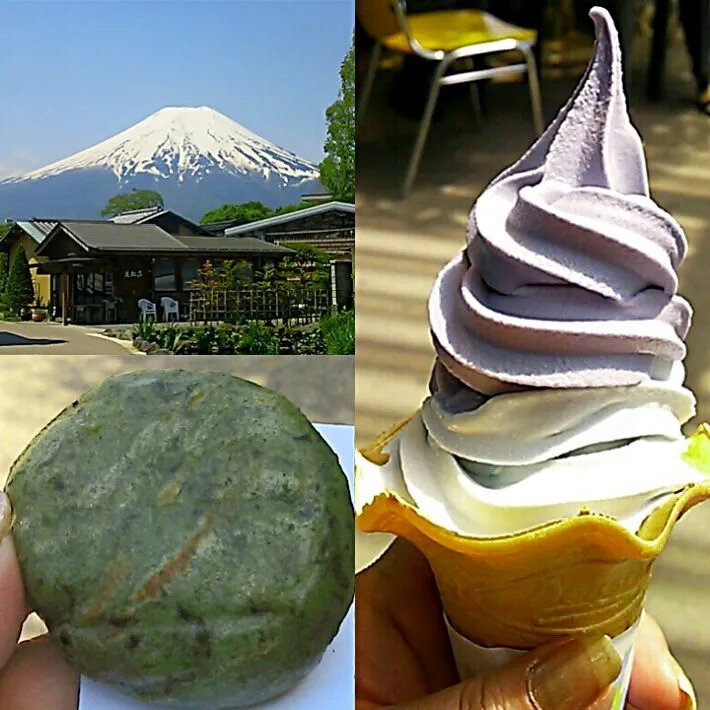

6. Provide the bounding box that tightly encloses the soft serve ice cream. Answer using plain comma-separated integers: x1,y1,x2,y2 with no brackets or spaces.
357,3,707,557
356,6,710,702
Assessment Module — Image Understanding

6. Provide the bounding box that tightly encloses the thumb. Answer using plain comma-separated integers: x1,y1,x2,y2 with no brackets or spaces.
396,635,622,710
0,493,27,671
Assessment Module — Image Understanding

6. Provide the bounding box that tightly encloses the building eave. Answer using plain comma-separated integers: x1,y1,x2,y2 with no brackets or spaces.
224,201,354,237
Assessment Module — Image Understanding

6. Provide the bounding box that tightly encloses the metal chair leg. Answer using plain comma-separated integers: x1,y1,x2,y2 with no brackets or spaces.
521,45,544,136
402,63,446,197
357,42,383,129
464,58,483,128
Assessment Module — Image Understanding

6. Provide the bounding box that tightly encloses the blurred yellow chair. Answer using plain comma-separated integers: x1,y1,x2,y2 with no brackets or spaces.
357,0,544,196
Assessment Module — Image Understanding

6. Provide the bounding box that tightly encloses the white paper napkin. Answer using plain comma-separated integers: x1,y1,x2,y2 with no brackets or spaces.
79,423,354,710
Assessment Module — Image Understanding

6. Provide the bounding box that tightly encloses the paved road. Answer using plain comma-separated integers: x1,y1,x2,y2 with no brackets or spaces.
357,38,710,704
0,322,136,355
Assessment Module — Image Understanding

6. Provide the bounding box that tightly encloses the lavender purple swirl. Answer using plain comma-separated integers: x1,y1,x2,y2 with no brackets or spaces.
429,8,692,391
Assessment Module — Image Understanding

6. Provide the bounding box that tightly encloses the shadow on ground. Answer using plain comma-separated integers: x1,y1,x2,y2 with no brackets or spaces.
0,332,66,347
356,27,710,703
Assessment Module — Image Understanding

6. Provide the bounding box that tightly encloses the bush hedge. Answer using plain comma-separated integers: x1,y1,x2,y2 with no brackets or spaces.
131,311,354,356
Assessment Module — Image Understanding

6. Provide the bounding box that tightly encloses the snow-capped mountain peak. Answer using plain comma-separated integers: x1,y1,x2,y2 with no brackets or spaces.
8,106,319,185
0,106,323,221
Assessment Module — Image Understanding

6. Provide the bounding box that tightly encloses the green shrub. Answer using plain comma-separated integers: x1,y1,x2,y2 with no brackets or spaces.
0,253,8,313
235,322,280,355
294,330,327,355
274,325,326,355
132,318,158,341
319,310,355,355
127,318,345,356
214,324,236,354
192,326,216,354
225,314,248,326
155,327,189,353
157,327,177,351
169,330,189,354
4,246,34,316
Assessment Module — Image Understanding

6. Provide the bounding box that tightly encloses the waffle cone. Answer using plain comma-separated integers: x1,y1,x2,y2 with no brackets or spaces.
357,419,710,649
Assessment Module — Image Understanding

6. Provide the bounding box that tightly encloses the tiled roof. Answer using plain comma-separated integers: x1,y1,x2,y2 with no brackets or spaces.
111,207,164,224
200,220,238,235
275,233,353,257
35,222,296,257
14,221,57,243
179,237,294,255
0,220,60,245
224,201,355,237
30,220,60,237
60,222,185,251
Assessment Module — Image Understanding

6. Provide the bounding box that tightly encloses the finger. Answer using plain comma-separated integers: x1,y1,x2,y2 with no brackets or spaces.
392,635,622,710
627,612,692,709
382,541,458,690
0,634,79,710
0,493,27,671
588,687,615,710
356,539,457,705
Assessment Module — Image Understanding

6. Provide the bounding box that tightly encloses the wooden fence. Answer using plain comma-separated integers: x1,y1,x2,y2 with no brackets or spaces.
188,288,332,325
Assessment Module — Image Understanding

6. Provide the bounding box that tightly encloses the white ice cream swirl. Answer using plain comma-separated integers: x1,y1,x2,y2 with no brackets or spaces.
357,362,706,541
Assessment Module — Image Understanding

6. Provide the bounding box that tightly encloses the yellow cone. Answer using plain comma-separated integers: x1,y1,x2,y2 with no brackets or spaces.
357,420,710,649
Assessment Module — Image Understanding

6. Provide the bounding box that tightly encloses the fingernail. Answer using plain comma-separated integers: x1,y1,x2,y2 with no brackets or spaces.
668,654,697,710
530,635,622,710
0,491,11,541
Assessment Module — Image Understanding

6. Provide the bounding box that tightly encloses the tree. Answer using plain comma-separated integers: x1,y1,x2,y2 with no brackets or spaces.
0,224,9,240
252,264,285,291
101,190,164,218
220,259,253,289
200,201,314,227
0,252,8,312
0,253,7,288
274,202,312,216
200,201,275,226
319,34,355,203
279,243,330,288
189,260,234,323
4,246,35,315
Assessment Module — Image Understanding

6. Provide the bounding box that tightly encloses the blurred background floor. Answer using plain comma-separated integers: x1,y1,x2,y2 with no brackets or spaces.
355,8,710,703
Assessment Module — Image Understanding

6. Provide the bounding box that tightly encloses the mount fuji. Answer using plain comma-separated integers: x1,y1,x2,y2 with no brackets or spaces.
0,106,322,222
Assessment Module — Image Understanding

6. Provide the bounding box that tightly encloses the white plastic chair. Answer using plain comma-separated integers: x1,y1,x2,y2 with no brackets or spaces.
161,296,180,322
138,299,157,322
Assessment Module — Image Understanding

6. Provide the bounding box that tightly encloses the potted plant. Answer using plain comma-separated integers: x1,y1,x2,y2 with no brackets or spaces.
31,298,47,322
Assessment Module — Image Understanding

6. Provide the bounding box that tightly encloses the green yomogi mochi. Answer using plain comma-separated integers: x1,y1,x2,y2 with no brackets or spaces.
5,370,354,708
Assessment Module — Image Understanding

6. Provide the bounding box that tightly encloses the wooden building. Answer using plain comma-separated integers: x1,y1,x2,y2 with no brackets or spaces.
220,201,355,258
0,209,211,312
110,207,210,236
32,220,294,324
0,221,55,307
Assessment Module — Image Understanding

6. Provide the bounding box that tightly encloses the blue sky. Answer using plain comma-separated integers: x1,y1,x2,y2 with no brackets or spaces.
0,0,353,178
